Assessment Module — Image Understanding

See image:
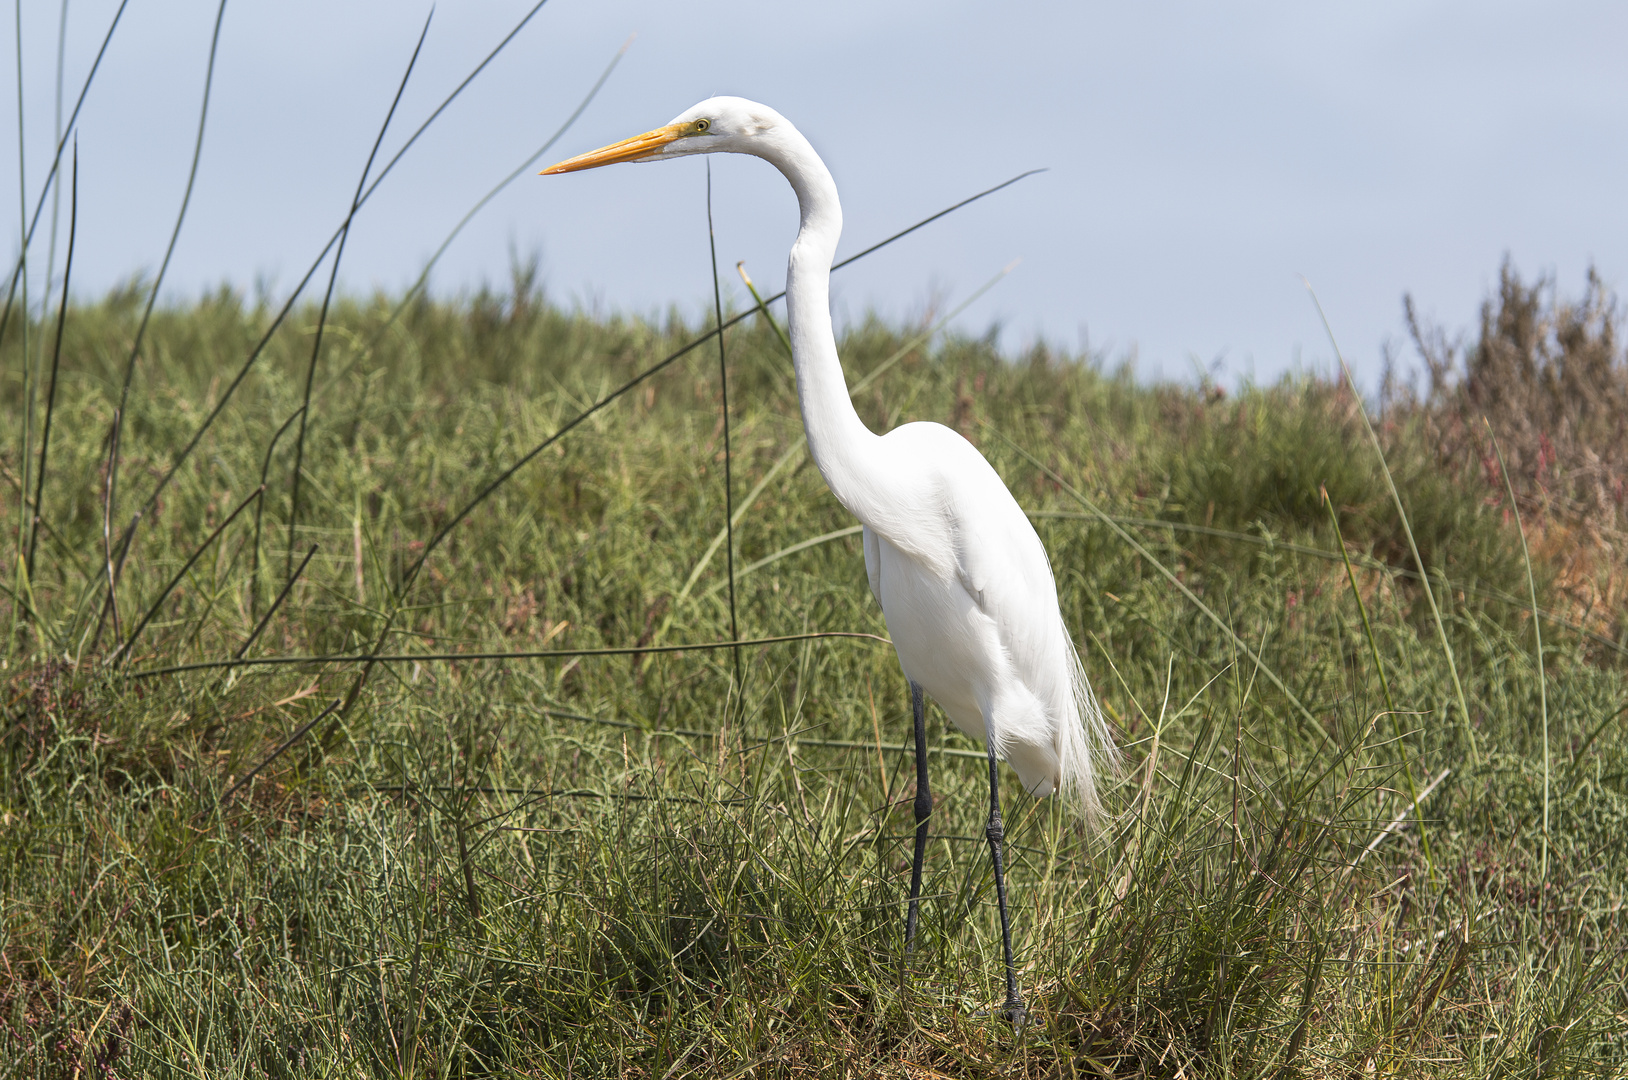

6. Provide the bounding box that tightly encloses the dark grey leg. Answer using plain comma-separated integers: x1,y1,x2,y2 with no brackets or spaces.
905,681,931,950
984,745,1027,1029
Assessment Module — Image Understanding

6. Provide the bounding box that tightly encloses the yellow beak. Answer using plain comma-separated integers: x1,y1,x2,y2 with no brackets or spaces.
540,122,692,175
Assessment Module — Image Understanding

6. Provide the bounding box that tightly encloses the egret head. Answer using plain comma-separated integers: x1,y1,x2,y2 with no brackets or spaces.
541,96,785,175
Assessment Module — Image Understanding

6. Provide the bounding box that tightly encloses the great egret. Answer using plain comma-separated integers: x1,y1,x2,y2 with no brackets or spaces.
543,97,1115,1026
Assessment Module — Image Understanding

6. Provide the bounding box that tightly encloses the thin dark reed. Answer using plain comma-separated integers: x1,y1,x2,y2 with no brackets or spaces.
237,544,317,662
250,407,305,619
830,169,1044,275
707,161,742,691
114,485,264,665
130,630,892,679
95,409,122,647
378,35,629,341
508,704,988,763
37,0,68,359
218,698,342,806
0,0,128,347
105,0,228,555
11,0,31,598
361,784,750,807
286,11,431,582
25,144,73,584
353,0,553,213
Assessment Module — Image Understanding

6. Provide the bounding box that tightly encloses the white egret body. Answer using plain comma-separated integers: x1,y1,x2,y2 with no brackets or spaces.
544,97,1115,1024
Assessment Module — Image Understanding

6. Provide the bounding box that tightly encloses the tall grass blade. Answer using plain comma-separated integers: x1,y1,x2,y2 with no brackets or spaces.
702,525,864,598
737,261,792,358
94,408,121,647
1304,280,1479,765
32,0,67,458
831,170,1044,274
1571,702,1627,768
1486,421,1548,896
1350,767,1450,870
1322,484,1435,878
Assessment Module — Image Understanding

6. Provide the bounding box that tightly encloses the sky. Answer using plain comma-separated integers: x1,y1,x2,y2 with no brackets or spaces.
4,0,1625,388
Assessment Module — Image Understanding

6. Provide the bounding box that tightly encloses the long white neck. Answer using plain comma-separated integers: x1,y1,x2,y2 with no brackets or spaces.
760,127,888,525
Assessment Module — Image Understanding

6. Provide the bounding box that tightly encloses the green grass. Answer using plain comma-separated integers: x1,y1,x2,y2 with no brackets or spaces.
1,282,1625,1077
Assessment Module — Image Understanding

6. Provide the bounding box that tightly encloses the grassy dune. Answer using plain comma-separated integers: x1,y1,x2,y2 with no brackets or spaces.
1,277,1625,1077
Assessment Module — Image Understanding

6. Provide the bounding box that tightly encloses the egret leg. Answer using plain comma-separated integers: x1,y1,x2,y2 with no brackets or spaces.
904,681,931,950
983,746,1027,1029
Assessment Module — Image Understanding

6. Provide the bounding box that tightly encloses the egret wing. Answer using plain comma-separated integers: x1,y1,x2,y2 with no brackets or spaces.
940,438,1066,680
862,525,882,606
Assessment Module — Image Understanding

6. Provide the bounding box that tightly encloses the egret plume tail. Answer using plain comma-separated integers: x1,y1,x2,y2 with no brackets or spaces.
1059,623,1117,826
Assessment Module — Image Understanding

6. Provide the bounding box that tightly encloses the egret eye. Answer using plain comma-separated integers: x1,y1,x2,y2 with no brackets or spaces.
694,118,711,133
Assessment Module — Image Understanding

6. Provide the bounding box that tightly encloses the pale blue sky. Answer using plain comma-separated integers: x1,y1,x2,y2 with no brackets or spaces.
6,1,1625,386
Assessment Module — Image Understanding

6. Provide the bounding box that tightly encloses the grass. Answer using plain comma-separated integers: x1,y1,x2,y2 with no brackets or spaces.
0,8,1624,1069
0,268,1624,1077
